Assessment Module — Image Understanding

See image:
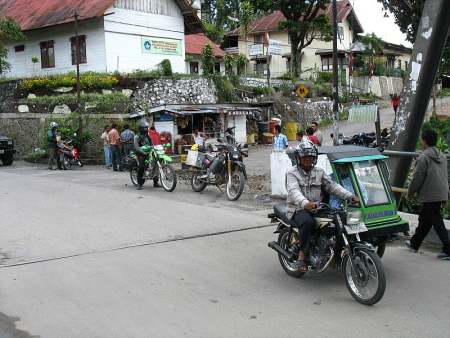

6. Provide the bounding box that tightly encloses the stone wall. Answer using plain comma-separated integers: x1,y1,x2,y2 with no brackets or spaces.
0,80,18,114
131,78,217,114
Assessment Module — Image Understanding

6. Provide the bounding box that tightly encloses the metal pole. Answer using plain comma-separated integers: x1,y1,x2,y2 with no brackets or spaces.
332,0,339,146
388,0,450,195
74,11,82,140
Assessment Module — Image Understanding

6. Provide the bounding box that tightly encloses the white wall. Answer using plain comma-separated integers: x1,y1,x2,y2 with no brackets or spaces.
3,20,107,77
103,5,186,73
226,115,247,144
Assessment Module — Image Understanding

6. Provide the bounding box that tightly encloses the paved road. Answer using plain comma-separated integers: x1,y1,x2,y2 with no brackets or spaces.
0,164,449,337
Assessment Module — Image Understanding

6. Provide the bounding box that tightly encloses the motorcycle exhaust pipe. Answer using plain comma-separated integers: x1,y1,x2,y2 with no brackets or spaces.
268,241,294,261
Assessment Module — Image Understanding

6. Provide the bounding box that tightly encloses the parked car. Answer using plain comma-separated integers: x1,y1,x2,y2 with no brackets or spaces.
0,133,15,166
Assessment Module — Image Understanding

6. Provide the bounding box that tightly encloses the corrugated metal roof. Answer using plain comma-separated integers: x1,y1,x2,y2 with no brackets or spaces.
0,0,203,33
226,0,363,37
185,33,225,57
0,0,115,31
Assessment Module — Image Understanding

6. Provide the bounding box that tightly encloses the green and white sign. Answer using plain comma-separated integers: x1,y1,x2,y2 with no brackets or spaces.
141,36,182,56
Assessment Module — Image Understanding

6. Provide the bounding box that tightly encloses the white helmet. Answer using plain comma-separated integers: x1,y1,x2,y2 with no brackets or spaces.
49,122,58,129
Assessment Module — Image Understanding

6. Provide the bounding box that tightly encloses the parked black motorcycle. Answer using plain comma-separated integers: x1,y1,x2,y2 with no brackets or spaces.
268,202,386,305
190,128,248,201
335,129,390,149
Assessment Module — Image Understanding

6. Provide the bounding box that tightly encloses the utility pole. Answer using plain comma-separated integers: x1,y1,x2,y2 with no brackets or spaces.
388,0,450,194
332,0,339,145
74,11,82,140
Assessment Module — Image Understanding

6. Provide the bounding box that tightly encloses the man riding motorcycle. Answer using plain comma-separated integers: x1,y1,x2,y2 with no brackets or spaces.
133,120,160,190
286,141,359,272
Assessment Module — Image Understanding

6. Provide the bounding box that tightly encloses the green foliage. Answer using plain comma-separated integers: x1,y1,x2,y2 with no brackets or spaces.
20,73,118,91
160,59,173,77
211,75,238,103
31,56,39,64
0,17,26,73
422,118,450,153
252,0,331,77
201,44,215,76
361,33,384,57
240,1,254,38
252,86,273,95
316,71,333,83
236,54,248,75
24,148,48,162
126,69,162,79
438,87,450,97
185,54,194,63
224,54,236,76
22,93,131,114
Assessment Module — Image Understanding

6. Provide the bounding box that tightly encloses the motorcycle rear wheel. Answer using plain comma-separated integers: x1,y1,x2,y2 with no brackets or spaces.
130,166,144,187
277,231,306,278
159,164,177,192
225,169,245,201
61,155,71,170
343,248,386,305
191,172,207,192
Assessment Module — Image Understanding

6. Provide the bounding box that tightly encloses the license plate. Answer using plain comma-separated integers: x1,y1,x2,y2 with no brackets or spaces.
344,222,368,234
0,150,4,154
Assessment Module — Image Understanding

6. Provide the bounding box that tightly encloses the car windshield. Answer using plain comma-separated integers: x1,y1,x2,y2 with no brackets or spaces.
353,160,390,206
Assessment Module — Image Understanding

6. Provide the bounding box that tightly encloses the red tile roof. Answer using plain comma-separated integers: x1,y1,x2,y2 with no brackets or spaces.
0,0,203,33
227,0,362,36
185,33,225,57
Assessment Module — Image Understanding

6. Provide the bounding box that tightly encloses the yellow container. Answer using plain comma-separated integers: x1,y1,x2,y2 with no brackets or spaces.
180,154,187,163
285,122,298,141
247,133,255,144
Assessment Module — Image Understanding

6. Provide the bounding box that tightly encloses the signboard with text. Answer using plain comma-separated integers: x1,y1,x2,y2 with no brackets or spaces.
268,40,283,55
248,43,264,56
142,36,182,56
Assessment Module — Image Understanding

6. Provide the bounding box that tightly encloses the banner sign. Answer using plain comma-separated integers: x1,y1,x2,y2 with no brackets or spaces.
268,40,283,55
142,36,182,56
248,43,264,56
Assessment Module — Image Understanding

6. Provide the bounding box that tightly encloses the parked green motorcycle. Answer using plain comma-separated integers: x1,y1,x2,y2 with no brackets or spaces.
129,144,177,192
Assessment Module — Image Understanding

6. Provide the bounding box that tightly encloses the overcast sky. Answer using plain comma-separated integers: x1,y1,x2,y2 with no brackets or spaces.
352,0,412,47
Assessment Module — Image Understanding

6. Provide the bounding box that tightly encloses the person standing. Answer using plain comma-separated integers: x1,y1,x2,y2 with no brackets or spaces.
101,125,112,168
120,124,135,157
273,125,288,151
148,126,161,146
306,127,321,146
391,93,400,114
108,123,121,171
311,121,323,145
406,129,450,260
47,122,62,170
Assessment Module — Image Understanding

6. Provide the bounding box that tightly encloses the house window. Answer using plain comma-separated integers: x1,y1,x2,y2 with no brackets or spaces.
214,62,221,74
338,25,344,40
322,57,333,71
40,40,55,68
14,45,25,52
190,62,199,74
254,34,264,44
70,35,87,65
405,61,408,70
253,60,267,76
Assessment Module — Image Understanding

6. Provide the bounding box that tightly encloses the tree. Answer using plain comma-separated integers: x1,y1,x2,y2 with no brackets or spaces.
201,44,215,76
378,0,449,77
0,17,26,74
252,0,332,78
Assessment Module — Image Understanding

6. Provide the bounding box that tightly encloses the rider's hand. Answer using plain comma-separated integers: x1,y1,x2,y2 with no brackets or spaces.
351,196,360,204
304,201,316,210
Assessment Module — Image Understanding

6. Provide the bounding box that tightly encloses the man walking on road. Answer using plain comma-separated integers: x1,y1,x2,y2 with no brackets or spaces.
311,121,323,145
406,129,450,260
120,124,135,156
47,122,62,170
108,123,121,172
273,125,288,151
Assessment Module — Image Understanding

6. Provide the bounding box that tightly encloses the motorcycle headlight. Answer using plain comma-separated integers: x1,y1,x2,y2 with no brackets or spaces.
347,210,363,225
232,153,239,159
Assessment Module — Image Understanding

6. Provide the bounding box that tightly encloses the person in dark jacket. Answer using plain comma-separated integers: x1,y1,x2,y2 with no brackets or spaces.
133,120,160,190
47,122,62,170
406,129,450,260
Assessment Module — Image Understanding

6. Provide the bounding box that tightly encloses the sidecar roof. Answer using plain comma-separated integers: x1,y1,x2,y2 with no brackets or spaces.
318,146,387,163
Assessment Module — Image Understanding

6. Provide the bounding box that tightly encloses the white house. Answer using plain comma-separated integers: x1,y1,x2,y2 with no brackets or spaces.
0,0,203,77
185,33,225,74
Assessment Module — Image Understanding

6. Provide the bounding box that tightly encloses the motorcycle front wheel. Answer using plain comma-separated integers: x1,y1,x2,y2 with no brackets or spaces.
343,248,386,306
191,171,207,192
159,164,177,192
225,168,245,201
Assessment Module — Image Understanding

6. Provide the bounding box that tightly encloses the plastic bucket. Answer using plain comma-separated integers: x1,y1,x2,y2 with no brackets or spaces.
285,122,298,141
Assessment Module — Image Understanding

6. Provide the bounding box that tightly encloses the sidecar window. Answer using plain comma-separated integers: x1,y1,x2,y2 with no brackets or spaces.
353,160,390,206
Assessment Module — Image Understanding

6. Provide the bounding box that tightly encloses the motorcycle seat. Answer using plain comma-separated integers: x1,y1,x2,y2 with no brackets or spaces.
274,203,295,226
